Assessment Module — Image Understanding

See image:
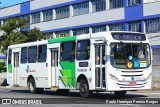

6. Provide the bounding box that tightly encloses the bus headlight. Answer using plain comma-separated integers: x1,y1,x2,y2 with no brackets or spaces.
146,73,152,80
108,73,119,81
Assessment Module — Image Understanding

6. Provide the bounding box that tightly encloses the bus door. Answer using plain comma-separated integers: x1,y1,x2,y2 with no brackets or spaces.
51,48,59,87
95,44,106,89
13,52,19,86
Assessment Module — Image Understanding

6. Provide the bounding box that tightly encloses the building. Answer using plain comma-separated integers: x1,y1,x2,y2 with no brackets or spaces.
0,0,160,65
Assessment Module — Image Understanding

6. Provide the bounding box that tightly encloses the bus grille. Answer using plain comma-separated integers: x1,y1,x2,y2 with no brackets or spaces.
116,82,147,88
121,70,144,77
121,71,143,73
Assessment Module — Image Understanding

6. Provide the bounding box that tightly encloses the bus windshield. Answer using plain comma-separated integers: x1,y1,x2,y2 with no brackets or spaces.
110,43,151,69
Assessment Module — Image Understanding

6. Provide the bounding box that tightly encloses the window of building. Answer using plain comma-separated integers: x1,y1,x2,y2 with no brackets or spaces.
109,0,124,9
145,18,160,33
31,12,40,24
20,14,30,31
109,23,124,31
55,6,70,19
8,49,12,64
152,48,160,65
43,9,53,22
28,46,37,63
22,14,30,23
61,42,75,60
38,45,47,62
92,0,106,12
128,0,141,6
92,25,106,33
55,30,70,37
43,33,53,40
77,40,90,60
73,27,89,36
73,2,89,16
128,21,141,32
21,47,27,63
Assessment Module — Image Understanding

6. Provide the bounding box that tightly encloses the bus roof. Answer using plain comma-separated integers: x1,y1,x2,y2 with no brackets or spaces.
8,31,148,49
8,40,48,49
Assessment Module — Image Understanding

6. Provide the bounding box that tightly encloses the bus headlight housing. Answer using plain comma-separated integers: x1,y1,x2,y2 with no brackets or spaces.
108,72,119,81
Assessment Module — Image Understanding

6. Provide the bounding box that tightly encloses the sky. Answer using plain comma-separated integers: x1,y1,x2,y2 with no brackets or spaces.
0,0,29,8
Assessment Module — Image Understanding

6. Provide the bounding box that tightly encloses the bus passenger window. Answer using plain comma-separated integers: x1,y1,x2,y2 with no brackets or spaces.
38,45,47,62
21,47,27,63
28,46,37,63
61,42,75,60
76,40,90,60
8,49,12,64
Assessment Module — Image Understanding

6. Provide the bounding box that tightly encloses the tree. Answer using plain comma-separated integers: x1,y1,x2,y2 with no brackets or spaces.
0,32,27,52
0,17,43,53
0,62,6,73
25,27,43,42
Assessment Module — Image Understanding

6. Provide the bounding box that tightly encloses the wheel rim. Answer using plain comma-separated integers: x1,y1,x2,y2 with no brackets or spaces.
81,84,87,94
29,82,34,91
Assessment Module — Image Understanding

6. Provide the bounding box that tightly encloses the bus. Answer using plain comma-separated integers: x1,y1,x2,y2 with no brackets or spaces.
7,31,152,98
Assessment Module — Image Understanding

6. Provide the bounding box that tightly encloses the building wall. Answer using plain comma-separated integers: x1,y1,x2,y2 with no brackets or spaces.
0,5,20,18
143,1,160,16
30,0,73,11
31,8,124,32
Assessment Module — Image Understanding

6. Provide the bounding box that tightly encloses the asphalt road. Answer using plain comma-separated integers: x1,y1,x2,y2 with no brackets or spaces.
0,86,160,107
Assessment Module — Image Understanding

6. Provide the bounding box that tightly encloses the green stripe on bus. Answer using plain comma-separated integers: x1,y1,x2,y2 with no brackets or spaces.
59,61,76,88
8,64,12,73
48,36,76,44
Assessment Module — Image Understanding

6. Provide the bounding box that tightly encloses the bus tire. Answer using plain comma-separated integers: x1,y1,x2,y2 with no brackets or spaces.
114,91,127,97
79,79,92,98
28,78,37,94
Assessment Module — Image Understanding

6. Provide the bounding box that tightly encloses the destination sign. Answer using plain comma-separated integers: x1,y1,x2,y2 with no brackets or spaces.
112,33,146,41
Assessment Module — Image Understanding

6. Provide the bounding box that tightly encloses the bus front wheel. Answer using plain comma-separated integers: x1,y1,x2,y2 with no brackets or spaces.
79,79,92,98
28,78,36,94
114,91,127,97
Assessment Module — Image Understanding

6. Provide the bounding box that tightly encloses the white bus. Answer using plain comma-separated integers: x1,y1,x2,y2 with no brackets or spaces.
7,31,152,98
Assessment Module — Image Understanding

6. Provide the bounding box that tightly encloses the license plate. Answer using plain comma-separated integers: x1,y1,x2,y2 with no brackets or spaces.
130,82,136,86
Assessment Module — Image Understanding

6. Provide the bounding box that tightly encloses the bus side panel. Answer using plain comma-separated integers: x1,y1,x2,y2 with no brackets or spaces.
18,63,50,88
58,61,76,89
7,49,13,86
76,43,95,90
7,64,13,86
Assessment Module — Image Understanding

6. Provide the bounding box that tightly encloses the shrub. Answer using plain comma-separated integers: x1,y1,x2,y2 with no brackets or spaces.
0,62,6,73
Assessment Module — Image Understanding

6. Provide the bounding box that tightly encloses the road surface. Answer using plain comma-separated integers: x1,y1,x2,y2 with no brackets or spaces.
0,86,159,107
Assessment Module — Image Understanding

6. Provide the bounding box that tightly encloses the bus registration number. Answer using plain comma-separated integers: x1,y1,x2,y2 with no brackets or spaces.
130,82,136,86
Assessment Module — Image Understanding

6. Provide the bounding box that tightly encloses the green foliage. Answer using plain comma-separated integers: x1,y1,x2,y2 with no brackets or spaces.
0,17,43,53
0,32,27,52
0,17,28,34
0,62,6,73
26,27,43,42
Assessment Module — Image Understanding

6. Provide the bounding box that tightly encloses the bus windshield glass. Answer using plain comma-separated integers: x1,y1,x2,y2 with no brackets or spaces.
110,43,151,69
